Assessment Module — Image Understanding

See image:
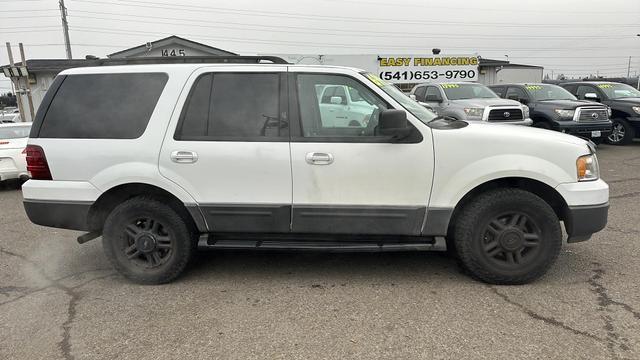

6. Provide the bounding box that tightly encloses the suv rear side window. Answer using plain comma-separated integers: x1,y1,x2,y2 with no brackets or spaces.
175,72,284,140
38,73,167,139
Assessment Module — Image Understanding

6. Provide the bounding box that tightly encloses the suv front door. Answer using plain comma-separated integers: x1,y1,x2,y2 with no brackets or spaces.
288,69,434,235
159,66,292,233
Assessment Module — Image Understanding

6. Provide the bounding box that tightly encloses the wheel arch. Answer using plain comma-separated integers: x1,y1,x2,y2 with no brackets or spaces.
447,177,569,237
87,182,206,233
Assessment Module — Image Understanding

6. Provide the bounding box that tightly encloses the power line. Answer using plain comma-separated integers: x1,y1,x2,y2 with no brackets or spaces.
68,26,640,51
318,0,640,15
68,11,637,40
70,0,640,28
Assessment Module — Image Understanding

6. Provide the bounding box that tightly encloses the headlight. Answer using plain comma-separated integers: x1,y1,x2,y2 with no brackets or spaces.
632,106,640,115
577,154,599,181
463,107,484,118
523,105,530,119
554,109,575,119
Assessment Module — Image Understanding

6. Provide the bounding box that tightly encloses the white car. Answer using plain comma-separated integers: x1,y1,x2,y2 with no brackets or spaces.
1,108,20,123
317,84,377,128
21,58,608,285
0,122,31,182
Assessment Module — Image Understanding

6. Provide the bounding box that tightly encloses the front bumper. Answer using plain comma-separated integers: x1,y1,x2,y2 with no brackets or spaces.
467,118,533,126
554,121,613,139
564,203,609,243
555,179,609,242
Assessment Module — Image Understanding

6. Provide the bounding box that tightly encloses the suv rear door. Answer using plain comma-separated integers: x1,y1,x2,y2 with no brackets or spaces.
288,69,434,235
159,66,292,233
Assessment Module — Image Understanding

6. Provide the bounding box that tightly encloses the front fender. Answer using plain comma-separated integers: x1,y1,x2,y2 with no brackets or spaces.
429,154,575,209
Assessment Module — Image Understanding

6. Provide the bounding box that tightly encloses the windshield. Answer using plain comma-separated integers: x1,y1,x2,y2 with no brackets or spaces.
525,84,577,101
0,125,30,139
361,72,437,124
440,83,498,100
596,83,640,99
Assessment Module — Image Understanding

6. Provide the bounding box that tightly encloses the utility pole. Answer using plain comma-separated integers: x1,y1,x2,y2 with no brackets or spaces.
628,56,632,78
59,0,72,59
18,43,35,121
5,42,25,121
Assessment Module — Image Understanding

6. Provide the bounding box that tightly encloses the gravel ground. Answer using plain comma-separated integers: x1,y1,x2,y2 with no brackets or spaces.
1,141,639,360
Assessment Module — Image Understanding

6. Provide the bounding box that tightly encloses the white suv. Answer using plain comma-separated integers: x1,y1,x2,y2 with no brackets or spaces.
22,57,609,285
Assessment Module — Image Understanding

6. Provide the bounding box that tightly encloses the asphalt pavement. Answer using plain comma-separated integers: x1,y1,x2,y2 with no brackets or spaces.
1,141,639,359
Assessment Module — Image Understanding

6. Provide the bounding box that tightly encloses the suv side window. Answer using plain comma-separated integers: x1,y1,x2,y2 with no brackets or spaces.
576,85,596,100
37,73,168,139
506,87,528,101
296,74,391,138
425,86,441,100
491,86,506,97
175,72,284,140
413,86,426,102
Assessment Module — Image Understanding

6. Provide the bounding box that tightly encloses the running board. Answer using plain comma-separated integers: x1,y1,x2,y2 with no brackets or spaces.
198,234,447,252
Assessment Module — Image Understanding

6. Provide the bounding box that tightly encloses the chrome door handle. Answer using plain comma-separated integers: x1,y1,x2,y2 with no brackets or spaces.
305,152,334,165
170,151,198,163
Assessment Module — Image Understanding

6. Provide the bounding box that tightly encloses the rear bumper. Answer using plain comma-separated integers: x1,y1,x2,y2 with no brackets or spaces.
564,202,609,243
23,199,92,231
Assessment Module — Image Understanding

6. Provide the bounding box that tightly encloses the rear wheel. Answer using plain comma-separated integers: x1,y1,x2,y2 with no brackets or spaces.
606,118,635,145
453,188,562,284
102,197,196,284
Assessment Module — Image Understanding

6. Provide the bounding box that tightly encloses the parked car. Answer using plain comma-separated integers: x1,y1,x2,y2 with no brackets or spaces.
489,83,612,143
409,82,532,125
22,58,608,285
560,81,640,145
0,122,31,183
316,84,377,128
0,108,20,123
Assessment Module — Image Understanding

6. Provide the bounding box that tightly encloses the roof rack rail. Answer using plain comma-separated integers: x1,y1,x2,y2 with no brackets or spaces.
102,55,290,66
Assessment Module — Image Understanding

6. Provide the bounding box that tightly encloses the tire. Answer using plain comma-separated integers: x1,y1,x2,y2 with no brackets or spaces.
453,188,562,285
102,197,197,284
606,118,635,145
532,121,551,130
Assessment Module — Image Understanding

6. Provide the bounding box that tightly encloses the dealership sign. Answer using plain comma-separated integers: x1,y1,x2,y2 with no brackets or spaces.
377,55,479,84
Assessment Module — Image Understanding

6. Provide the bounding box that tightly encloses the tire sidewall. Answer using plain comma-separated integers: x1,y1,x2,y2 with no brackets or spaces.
455,189,562,284
606,118,634,145
103,198,194,284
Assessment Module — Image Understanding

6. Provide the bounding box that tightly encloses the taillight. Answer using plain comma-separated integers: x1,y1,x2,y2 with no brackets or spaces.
25,145,52,180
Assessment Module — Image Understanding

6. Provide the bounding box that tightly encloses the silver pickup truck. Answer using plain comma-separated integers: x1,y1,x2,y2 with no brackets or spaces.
409,82,532,125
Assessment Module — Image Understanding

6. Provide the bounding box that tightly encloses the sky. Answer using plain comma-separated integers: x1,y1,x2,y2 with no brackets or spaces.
1,0,640,92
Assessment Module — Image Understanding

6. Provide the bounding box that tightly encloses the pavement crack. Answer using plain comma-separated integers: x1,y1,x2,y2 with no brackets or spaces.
588,263,638,359
605,177,640,184
606,226,640,235
0,247,85,360
489,286,602,342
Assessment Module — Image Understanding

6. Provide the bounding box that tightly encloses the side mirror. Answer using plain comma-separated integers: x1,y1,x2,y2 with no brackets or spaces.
330,96,343,105
378,109,412,141
584,93,599,101
409,94,417,100
424,94,443,102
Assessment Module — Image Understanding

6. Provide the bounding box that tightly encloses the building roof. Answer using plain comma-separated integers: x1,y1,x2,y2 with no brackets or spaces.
479,58,543,69
107,35,237,58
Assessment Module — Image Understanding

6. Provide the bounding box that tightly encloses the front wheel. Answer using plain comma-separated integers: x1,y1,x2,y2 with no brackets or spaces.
606,118,635,145
453,188,562,284
102,197,196,284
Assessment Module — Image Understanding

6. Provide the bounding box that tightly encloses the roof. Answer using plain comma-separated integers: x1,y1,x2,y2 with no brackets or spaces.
478,58,543,69
1,56,287,74
107,35,237,58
